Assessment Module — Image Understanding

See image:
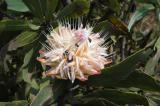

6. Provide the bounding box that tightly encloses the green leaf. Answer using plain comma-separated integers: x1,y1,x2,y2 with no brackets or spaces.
94,16,129,36
108,16,129,35
22,68,39,90
87,49,146,86
145,50,160,75
74,98,115,106
93,20,111,33
128,4,155,31
156,8,160,22
23,0,58,21
82,89,149,106
52,79,72,101
20,48,39,89
148,95,160,106
8,31,39,51
87,48,160,92
108,0,120,14
57,0,90,19
40,78,50,89
30,86,53,106
16,32,44,89
0,20,38,31
154,35,160,49
23,0,45,20
45,0,59,20
117,71,160,92
0,100,28,106
135,0,158,5
148,99,160,106
5,0,29,12
145,36,160,75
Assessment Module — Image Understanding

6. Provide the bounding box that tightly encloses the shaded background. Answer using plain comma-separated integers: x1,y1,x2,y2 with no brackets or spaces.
0,0,160,106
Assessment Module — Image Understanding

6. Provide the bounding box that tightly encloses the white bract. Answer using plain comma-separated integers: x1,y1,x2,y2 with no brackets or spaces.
38,20,111,83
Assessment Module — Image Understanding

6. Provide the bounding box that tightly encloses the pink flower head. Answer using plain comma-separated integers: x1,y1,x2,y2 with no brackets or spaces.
37,20,112,83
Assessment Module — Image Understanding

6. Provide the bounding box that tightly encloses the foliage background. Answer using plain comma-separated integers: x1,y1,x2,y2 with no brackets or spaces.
0,0,160,106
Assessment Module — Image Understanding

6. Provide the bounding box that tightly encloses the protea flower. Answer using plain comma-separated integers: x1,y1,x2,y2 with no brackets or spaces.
37,20,112,83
